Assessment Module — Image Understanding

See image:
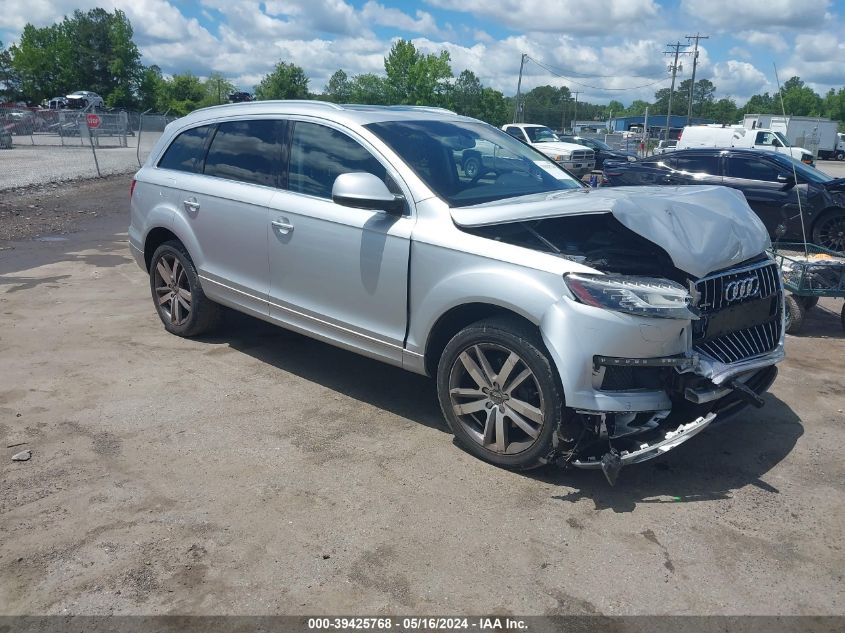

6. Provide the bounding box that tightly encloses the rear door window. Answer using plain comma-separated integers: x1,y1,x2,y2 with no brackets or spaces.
158,125,213,173
203,120,284,187
726,157,781,182
672,154,720,174
287,121,386,199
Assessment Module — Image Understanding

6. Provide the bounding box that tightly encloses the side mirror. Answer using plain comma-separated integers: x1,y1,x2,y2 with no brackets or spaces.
777,173,796,188
332,172,405,215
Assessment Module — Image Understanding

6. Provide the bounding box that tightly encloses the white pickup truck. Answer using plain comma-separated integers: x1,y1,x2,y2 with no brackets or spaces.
677,125,815,164
502,124,595,177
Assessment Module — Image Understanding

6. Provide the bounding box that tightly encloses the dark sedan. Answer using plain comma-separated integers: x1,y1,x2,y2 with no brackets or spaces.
559,135,637,169
602,148,845,252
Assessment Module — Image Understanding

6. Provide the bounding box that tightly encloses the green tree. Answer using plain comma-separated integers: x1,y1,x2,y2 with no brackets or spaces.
779,76,823,116
156,73,205,116
324,69,352,103
348,73,388,104
10,8,141,107
477,87,510,127
449,69,483,117
706,97,738,124
136,65,163,111
741,92,777,115
254,61,309,100
384,39,452,106
823,87,845,122
623,100,650,115
200,72,236,107
0,41,22,102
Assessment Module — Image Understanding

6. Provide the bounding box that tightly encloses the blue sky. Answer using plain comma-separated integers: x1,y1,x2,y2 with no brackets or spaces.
2,0,843,104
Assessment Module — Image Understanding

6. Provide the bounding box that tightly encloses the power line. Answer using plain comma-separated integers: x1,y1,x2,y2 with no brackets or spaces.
526,56,671,92
524,56,669,81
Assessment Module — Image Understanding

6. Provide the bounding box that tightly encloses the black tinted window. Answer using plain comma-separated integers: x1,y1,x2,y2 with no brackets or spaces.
727,157,781,181
204,120,283,186
288,122,385,199
673,155,719,174
158,125,212,173
505,127,526,141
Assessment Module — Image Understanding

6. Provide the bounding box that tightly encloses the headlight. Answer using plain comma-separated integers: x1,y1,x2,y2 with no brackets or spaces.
564,273,698,320
627,155,637,162
552,154,567,162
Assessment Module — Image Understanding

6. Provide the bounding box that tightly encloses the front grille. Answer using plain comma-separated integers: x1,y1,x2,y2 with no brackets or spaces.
692,259,782,364
570,150,594,161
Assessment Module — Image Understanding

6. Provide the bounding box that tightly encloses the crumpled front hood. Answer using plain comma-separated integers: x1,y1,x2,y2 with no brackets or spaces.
451,185,771,278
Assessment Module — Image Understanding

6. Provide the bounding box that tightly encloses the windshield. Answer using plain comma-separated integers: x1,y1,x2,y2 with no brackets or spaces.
768,152,833,183
583,138,610,150
774,131,790,147
366,120,583,207
524,126,560,143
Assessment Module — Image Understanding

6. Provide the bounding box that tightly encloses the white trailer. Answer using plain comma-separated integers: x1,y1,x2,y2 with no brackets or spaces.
743,114,843,160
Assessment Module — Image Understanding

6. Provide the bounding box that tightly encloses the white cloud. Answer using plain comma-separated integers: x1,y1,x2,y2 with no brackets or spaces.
711,60,771,100
729,47,751,59
681,0,830,29
737,30,789,52
361,2,447,37
424,0,659,35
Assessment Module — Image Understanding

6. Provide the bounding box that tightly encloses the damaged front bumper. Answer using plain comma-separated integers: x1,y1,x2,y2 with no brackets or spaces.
571,412,716,470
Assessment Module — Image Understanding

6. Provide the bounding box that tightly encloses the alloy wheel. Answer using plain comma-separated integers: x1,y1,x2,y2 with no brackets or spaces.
448,343,545,455
153,254,192,326
816,213,845,253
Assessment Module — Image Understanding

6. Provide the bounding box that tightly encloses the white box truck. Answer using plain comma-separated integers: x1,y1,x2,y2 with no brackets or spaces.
677,124,815,164
743,114,843,160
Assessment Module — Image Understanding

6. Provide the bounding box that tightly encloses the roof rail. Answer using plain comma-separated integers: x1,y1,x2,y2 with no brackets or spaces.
341,104,458,115
194,99,345,113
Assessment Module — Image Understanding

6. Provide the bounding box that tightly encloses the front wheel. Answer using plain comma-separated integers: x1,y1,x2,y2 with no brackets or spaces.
149,240,219,337
436,317,564,470
784,295,805,334
812,209,845,253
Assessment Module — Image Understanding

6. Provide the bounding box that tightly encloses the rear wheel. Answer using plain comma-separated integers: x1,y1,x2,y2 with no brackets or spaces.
149,240,219,337
436,317,563,470
463,155,481,179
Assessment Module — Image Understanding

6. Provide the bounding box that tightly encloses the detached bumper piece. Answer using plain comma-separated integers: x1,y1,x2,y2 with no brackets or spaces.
571,413,717,484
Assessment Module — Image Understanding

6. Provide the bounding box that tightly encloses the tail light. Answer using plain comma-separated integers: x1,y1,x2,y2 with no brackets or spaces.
130,178,137,198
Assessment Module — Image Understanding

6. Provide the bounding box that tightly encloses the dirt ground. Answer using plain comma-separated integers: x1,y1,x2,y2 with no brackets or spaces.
0,177,843,616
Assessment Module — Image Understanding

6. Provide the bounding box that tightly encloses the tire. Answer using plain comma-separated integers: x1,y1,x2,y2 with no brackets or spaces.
801,296,819,310
463,155,481,179
784,295,805,335
149,240,219,337
836,151,845,161
436,316,564,470
811,209,845,253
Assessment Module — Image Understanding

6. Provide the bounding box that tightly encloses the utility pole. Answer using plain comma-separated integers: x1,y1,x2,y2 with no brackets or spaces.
513,53,527,123
571,91,581,133
662,42,690,141
685,33,709,125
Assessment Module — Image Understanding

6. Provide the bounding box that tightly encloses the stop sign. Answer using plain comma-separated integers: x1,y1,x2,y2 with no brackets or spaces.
86,113,101,129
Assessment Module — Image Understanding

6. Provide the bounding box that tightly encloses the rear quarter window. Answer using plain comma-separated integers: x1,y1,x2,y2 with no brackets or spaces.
158,125,213,173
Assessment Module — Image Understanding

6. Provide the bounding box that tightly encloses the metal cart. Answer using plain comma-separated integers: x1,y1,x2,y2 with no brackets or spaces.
769,242,845,334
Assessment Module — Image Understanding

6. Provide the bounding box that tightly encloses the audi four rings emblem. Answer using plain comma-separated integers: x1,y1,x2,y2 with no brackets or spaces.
724,276,760,302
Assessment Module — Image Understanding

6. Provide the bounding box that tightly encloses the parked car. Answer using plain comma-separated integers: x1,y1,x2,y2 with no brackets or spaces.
559,135,636,169
653,139,677,155
130,102,784,482
602,148,845,252
501,123,595,177
677,125,815,165
46,96,69,109
65,91,104,110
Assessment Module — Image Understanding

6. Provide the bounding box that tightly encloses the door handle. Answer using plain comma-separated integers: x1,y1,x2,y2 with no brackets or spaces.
183,197,200,213
271,219,294,235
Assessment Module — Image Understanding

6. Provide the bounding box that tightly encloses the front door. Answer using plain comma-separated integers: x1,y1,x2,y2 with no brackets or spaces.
723,154,800,237
267,120,413,364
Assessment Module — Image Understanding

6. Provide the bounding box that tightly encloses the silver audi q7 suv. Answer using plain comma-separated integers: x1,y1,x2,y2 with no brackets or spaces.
130,101,784,483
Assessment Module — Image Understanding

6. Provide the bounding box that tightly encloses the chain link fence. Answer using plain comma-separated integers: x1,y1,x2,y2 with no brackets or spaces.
0,106,177,190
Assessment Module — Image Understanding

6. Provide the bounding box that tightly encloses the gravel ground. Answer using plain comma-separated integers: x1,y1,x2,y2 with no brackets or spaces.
0,134,161,191
0,178,843,616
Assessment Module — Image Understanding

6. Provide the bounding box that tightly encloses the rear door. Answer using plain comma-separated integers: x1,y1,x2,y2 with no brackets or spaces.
669,152,723,185
267,119,413,364
722,153,800,236
173,119,284,315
